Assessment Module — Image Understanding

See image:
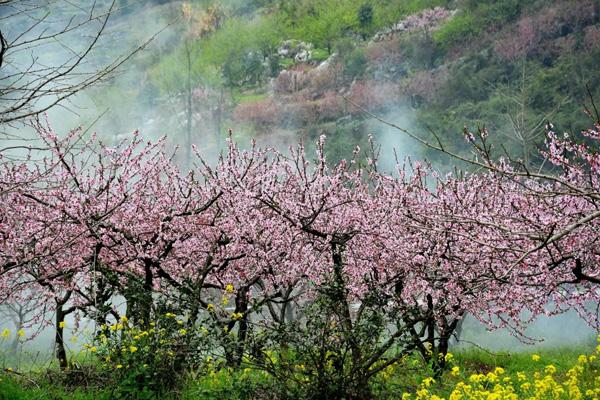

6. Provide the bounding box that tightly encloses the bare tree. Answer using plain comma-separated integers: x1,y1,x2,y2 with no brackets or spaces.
485,61,570,168
0,0,159,132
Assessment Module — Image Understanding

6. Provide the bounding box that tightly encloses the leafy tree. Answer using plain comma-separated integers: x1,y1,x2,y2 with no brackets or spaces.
358,3,374,40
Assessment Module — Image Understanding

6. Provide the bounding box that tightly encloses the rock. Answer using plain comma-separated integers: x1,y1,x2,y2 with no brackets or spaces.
294,49,311,63
277,40,314,62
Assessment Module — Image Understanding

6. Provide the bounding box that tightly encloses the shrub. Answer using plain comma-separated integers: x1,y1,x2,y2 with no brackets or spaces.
233,98,281,127
311,48,330,62
584,25,600,50
494,16,538,61
316,91,345,122
433,12,480,50
94,314,210,398
365,37,403,65
273,68,311,94
404,67,449,103
343,47,368,78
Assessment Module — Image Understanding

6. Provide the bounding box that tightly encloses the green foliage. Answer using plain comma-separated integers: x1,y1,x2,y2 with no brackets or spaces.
93,314,210,399
91,0,600,169
344,47,368,78
358,3,374,39
433,11,481,50
334,37,356,58
373,0,450,28
5,345,598,399
464,0,522,25
232,90,269,104
404,32,438,69
311,48,330,62
182,368,278,400
0,375,113,400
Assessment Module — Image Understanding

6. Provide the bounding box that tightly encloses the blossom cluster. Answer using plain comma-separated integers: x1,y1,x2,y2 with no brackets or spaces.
0,118,598,370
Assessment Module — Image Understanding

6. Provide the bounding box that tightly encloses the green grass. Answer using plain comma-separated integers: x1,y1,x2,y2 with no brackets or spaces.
311,48,330,62
232,90,269,104
453,346,589,375
1,345,598,399
0,375,112,400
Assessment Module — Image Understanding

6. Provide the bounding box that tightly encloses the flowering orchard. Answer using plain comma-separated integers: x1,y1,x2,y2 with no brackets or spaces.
0,118,599,398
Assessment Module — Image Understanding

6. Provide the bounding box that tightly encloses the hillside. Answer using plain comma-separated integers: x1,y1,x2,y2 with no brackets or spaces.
89,0,600,167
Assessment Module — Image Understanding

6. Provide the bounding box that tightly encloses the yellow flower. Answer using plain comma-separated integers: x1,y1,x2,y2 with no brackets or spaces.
179,329,187,335
0,329,9,339
59,321,66,329
485,371,498,383
445,352,454,362
222,296,229,306
531,354,541,361
120,315,128,323
451,366,460,376
130,346,138,353
494,367,505,375
90,346,97,353
17,329,25,338
207,303,215,312
116,364,123,369
225,284,234,293
232,312,243,321
578,355,588,364
165,312,176,318
421,377,435,387
544,364,557,374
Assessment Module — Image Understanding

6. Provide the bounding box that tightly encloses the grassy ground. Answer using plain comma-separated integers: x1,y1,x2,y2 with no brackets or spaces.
1,343,598,399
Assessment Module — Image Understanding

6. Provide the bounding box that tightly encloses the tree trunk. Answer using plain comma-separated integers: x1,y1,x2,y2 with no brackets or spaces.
55,306,67,370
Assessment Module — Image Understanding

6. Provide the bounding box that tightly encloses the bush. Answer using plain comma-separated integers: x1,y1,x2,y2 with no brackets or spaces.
233,98,281,127
93,314,210,399
245,280,415,400
471,0,522,26
433,12,481,50
311,48,330,62
344,47,368,78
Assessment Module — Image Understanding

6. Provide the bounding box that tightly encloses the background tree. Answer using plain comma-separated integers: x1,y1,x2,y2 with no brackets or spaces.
358,3,374,40
0,0,156,134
